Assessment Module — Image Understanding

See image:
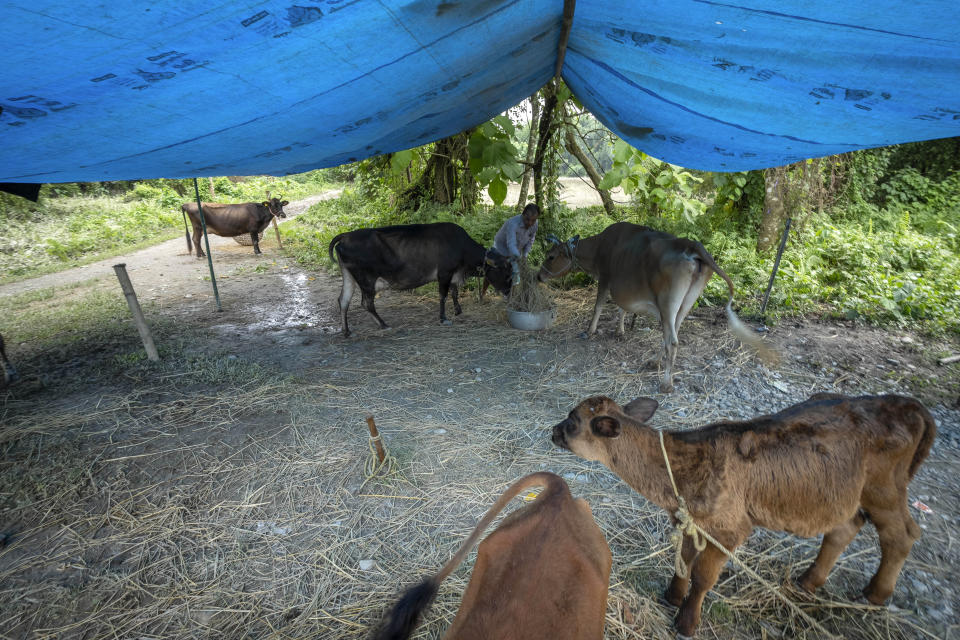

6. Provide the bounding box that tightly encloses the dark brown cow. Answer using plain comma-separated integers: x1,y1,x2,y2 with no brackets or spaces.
0,332,18,388
181,197,288,257
538,222,774,392
372,472,612,640
328,222,512,336
551,393,935,638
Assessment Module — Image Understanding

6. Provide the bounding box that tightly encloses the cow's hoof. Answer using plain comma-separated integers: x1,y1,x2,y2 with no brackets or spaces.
659,381,675,394
796,569,821,594
440,319,453,326
578,331,589,339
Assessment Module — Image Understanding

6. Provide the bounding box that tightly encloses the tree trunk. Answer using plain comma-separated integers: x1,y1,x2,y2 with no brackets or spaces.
208,177,215,200
564,121,615,216
431,136,457,205
516,93,540,212
533,80,559,211
758,165,789,252
398,132,471,211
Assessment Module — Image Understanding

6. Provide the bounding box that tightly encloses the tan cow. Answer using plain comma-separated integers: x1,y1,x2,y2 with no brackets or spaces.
371,472,612,640
538,222,774,392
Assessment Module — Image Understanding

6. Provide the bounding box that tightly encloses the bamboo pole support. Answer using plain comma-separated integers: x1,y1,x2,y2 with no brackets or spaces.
266,189,283,248
365,414,386,464
272,216,283,248
113,263,159,361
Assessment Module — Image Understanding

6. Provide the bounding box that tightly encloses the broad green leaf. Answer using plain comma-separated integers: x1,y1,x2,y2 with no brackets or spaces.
389,149,413,176
614,139,633,163
488,177,508,205
502,161,524,181
493,115,515,136
598,167,624,190
476,166,500,184
480,122,499,138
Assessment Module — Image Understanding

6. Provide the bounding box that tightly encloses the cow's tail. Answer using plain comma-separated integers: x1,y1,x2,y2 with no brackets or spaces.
369,472,566,640
692,243,779,365
908,402,937,480
328,232,348,263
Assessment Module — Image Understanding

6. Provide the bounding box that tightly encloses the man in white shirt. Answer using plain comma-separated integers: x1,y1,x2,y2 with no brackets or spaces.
494,203,540,266
483,204,540,298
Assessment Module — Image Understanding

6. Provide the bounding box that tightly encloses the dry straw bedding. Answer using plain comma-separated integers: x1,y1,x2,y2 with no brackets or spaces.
0,288,954,640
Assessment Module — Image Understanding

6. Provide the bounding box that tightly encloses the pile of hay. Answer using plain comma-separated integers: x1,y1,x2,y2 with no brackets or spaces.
506,261,555,313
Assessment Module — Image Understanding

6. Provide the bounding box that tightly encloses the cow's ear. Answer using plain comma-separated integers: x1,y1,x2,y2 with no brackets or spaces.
262,201,270,207
281,200,289,206
485,256,496,266
590,416,621,438
623,397,658,423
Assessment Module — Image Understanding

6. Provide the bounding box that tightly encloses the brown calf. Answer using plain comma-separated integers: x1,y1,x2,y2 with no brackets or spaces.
372,472,612,640
550,393,935,638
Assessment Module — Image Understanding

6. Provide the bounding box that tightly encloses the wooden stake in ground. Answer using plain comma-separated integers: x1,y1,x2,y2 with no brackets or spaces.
271,216,283,248
365,415,386,464
266,189,283,248
113,263,159,361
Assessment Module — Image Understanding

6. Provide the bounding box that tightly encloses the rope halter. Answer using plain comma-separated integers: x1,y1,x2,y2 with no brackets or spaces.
659,430,706,579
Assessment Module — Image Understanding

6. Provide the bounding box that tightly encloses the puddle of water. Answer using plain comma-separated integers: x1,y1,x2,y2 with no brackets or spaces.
211,271,338,334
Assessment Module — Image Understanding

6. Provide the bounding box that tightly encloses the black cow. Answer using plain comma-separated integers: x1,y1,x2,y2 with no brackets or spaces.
328,222,513,337
1,332,18,389
181,197,288,257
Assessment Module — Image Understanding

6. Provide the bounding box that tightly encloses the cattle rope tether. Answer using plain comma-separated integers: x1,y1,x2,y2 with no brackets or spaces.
657,430,839,639
362,415,399,485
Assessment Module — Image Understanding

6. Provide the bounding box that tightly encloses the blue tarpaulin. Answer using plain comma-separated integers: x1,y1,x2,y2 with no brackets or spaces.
1,0,957,183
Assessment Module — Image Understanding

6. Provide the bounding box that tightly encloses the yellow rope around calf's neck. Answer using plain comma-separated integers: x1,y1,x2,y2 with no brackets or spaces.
657,431,838,640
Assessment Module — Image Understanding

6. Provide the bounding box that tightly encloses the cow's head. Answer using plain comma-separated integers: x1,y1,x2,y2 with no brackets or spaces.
537,234,579,282
551,396,658,463
483,248,513,297
262,197,289,219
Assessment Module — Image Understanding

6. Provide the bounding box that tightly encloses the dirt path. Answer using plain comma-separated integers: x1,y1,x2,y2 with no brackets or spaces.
0,190,341,299
481,175,627,208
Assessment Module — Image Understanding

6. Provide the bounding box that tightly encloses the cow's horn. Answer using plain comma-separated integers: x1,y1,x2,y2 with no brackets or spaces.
545,234,560,246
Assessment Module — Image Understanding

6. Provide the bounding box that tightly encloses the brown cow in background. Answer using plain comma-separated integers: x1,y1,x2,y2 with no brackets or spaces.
181,196,288,257
372,472,611,640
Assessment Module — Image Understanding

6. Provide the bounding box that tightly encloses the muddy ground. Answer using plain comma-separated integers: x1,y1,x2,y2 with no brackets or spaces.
1,187,958,639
